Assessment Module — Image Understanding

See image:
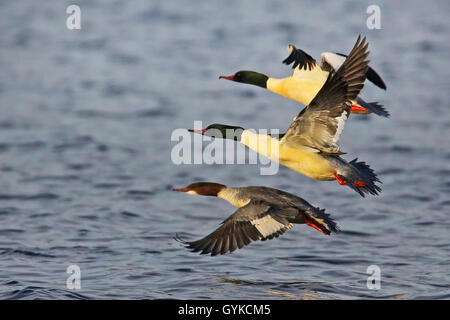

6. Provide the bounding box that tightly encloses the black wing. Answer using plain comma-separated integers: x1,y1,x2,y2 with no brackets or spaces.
281,35,370,153
175,200,296,256
282,45,317,71
335,52,386,90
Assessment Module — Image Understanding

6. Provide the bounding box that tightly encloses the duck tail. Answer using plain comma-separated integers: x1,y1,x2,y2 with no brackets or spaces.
336,158,382,197
355,97,390,118
303,207,340,235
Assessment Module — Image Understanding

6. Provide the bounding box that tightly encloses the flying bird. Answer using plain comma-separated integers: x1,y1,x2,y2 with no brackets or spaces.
220,39,388,117
173,182,339,256
190,36,382,197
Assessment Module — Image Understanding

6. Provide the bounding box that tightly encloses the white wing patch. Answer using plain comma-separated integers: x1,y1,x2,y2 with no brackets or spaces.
251,216,292,238
333,109,348,145
321,52,345,71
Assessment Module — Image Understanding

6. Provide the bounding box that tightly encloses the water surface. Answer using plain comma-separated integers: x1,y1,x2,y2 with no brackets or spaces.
0,0,449,299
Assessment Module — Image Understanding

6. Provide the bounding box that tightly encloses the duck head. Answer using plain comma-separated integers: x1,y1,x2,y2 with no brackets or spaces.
173,182,226,196
220,70,268,88
188,123,244,141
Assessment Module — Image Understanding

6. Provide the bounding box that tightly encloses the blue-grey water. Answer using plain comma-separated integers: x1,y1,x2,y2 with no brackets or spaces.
0,0,449,299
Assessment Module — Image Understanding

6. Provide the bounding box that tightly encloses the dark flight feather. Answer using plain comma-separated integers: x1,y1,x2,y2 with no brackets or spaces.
282,45,317,71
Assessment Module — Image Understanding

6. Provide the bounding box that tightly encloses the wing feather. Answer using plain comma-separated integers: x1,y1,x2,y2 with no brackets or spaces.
281,35,370,153
282,45,317,71
322,52,386,90
176,200,298,256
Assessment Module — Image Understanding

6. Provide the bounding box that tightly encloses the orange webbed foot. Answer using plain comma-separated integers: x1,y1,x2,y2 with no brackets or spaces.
351,105,369,114
334,172,347,186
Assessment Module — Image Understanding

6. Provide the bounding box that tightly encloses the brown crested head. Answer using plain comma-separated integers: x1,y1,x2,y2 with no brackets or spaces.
173,182,226,197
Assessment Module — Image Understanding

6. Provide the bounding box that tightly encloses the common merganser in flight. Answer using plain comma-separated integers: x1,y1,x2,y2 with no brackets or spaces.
190,36,382,197
173,182,339,256
220,40,388,117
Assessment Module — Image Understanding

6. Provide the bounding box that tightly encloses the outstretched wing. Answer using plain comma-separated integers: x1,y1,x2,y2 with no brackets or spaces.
282,45,329,84
281,35,370,153
321,52,386,90
176,200,296,256
282,44,317,71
